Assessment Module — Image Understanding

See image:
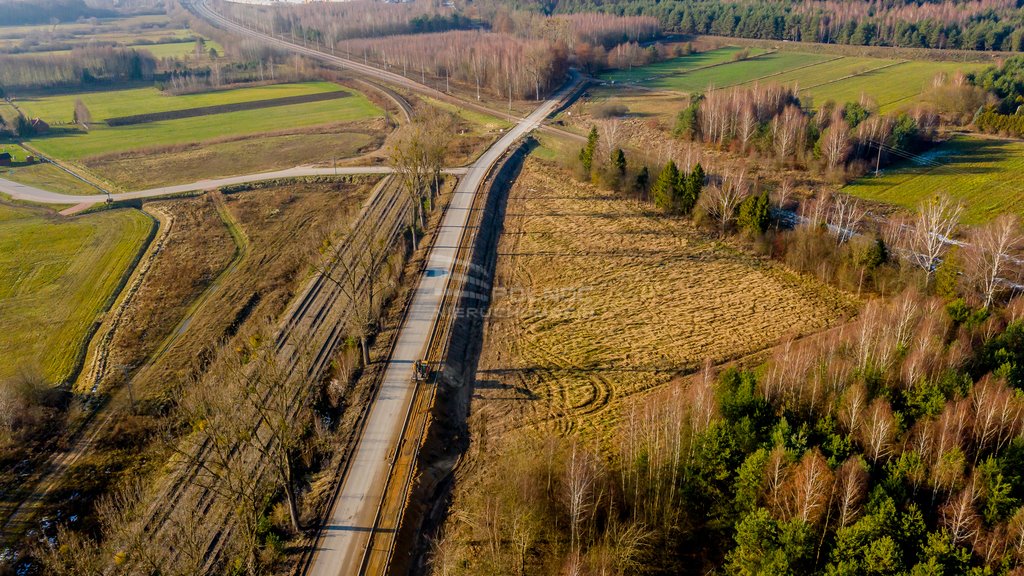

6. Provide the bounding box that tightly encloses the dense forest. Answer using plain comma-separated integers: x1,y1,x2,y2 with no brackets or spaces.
0,0,113,26
481,0,1024,51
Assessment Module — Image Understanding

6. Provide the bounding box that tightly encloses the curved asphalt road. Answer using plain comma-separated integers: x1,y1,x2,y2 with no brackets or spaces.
0,166,468,206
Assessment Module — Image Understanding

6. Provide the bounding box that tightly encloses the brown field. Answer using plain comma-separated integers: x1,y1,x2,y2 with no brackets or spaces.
82,195,236,393
137,179,375,398
82,120,387,190
470,159,856,440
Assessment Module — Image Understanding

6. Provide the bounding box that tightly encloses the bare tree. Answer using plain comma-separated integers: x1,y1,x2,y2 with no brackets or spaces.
942,478,980,545
907,195,963,281
826,193,865,245
73,98,92,130
861,397,896,463
835,457,868,528
962,214,1023,309
562,443,599,554
820,115,851,173
783,448,835,525
700,170,750,235
390,124,430,250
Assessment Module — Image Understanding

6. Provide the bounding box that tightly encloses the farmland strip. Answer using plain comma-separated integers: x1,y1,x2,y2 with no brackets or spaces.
105,90,349,126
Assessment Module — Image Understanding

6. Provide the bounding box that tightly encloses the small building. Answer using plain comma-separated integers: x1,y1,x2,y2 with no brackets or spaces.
30,118,49,134
25,155,35,164
0,152,12,166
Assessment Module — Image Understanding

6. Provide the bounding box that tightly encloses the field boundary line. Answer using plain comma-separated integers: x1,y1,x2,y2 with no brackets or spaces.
713,54,844,90
796,60,907,92
623,48,778,85
78,204,175,392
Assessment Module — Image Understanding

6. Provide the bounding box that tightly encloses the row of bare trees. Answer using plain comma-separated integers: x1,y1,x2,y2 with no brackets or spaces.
340,30,569,100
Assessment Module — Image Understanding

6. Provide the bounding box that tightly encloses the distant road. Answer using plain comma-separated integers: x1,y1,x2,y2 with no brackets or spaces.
0,166,467,205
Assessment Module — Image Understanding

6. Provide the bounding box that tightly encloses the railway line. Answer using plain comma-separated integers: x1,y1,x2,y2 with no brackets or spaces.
130,174,414,571
183,3,587,575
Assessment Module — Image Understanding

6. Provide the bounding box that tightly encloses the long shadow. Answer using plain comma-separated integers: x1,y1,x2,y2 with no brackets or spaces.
401,137,538,574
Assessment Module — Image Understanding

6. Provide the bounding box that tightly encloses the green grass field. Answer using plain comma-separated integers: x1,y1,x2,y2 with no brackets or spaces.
802,60,986,112
6,39,223,60
0,203,153,384
746,56,899,92
134,40,224,59
842,136,1024,224
599,46,765,83
17,81,343,123
607,48,985,111
645,51,833,92
18,82,382,161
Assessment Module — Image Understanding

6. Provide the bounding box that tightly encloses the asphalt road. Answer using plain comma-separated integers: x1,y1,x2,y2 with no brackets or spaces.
0,166,468,205
305,74,582,576
186,3,584,573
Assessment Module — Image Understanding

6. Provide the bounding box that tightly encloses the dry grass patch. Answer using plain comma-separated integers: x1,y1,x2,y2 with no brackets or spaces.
140,180,375,398
82,119,388,190
91,195,236,391
473,159,855,439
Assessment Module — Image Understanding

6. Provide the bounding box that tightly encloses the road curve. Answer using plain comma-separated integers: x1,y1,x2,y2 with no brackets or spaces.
0,166,467,205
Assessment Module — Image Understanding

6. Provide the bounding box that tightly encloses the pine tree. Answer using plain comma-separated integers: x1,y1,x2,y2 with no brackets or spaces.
652,161,679,212
677,163,704,215
612,148,626,176
634,165,650,196
579,126,598,175
738,192,771,235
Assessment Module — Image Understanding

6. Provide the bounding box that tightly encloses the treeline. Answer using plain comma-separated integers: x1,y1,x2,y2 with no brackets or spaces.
0,0,112,26
673,83,940,182
438,290,1024,574
498,0,1024,51
215,0,474,44
969,56,1024,137
340,30,568,100
0,46,156,90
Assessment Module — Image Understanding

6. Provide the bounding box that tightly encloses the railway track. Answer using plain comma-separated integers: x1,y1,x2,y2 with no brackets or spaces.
128,175,413,571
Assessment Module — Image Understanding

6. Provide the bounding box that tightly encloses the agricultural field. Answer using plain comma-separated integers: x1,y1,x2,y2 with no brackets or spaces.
802,59,986,112
471,158,855,439
643,51,833,92
0,203,153,384
8,82,384,190
599,46,766,83
842,135,1024,224
611,47,985,112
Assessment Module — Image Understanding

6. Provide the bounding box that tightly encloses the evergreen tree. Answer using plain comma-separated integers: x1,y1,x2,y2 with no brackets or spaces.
677,163,704,215
652,161,679,212
579,126,599,175
612,148,626,176
634,165,650,196
738,192,771,235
